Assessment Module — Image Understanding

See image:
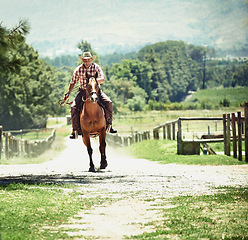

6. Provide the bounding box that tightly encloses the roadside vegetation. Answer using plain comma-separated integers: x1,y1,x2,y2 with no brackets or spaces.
126,139,247,165
0,183,247,239
127,187,248,240
0,183,111,240
0,119,69,165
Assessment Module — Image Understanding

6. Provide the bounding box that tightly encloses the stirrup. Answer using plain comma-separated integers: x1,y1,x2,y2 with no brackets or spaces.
69,130,78,139
107,125,117,134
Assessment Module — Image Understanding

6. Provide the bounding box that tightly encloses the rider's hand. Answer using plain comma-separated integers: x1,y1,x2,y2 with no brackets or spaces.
63,93,69,101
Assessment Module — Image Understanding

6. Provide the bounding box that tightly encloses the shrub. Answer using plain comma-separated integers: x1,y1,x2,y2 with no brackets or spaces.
127,96,146,111
220,98,230,107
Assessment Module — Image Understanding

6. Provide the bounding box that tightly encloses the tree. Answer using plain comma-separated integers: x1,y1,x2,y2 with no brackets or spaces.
0,21,67,130
128,59,153,100
233,62,248,86
0,20,30,73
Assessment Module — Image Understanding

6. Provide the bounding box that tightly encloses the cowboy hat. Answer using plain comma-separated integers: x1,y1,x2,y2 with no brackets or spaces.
80,52,94,60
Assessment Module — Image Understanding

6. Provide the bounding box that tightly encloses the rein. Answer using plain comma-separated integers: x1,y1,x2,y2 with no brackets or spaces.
58,98,73,107
58,75,99,107
58,87,80,107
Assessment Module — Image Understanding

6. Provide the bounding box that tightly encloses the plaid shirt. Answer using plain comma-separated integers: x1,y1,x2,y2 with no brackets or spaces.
70,63,105,89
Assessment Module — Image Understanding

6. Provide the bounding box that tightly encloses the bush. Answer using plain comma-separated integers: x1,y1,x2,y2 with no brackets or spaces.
220,98,230,107
127,96,146,111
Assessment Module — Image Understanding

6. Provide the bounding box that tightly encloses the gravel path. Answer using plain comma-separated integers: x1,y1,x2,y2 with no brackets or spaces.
0,137,247,239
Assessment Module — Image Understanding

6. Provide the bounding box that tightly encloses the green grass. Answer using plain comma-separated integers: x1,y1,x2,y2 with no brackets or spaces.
0,183,110,240
189,86,248,107
46,117,67,127
0,184,247,240
128,187,248,239
208,141,246,152
12,129,54,141
126,139,247,165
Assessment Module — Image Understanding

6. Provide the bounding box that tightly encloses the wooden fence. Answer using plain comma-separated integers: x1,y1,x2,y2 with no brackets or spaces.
107,102,248,162
176,117,224,155
0,127,56,159
223,102,248,161
153,120,178,141
106,130,150,146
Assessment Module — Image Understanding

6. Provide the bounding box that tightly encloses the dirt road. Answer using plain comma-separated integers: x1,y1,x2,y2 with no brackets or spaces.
0,137,247,239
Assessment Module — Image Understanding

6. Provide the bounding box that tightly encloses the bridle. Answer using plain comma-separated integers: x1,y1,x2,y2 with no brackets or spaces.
84,76,99,103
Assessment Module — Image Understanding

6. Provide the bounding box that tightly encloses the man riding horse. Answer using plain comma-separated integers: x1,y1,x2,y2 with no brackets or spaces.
64,52,117,139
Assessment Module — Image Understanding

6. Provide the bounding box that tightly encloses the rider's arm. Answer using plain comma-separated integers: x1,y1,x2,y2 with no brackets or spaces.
96,64,105,85
67,83,75,94
64,83,74,101
64,67,79,100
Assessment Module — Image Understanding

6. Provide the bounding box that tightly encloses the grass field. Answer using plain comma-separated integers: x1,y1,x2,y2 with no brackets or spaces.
188,86,248,108
128,187,248,240
125,139,247,165
0,183,111,240
0,183,247,239
114,109,233,136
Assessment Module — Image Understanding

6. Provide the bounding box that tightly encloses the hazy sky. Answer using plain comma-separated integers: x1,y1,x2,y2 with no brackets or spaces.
1,0,247,56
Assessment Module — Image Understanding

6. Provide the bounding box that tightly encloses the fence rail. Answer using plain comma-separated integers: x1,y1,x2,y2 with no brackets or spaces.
2,104,247,163
0,127,56,159
106,130,150,146
108,103,248,162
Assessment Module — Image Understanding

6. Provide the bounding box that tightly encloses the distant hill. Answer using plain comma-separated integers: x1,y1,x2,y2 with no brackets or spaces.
1,0,247,57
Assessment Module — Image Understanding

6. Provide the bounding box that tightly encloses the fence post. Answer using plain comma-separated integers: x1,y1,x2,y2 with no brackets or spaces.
208,125,211,139
226,114,231,156
135,130,138,142
177,118,182,154
123,137,128,146
237,111,242,161
0,126,2,159
24,140,29,154
12,138,18,155
172,122,176,140
223,114,227,155
167,124,171,140
5,133,9,159
245,102,248,162
130,135,134,145
147,130,150,140
163,125,166,139
232,113,237,158
153,128,159,140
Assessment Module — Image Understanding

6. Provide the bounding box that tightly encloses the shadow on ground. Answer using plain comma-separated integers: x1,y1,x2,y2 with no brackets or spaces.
0,172,129,186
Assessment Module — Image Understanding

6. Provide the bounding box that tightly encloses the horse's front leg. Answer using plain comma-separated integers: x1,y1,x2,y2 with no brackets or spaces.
82,134,95,172
99,130,107,169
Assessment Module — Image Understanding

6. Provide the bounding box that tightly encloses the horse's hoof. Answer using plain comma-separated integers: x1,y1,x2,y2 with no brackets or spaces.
100,161,108,169
89,167,95,172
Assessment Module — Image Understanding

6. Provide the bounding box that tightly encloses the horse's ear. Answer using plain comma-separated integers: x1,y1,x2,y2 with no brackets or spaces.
95,72,98,79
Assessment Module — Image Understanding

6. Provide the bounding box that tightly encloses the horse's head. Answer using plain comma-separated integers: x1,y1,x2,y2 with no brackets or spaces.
86,73,99,103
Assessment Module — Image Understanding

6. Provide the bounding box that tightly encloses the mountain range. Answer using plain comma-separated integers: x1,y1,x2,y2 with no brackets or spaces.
1,0,247,57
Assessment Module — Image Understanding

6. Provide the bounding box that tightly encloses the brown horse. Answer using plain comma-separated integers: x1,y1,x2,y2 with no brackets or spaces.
80,73,107,172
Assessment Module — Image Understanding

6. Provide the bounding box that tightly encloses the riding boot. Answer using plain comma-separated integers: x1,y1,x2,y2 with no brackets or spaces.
103,101,117,134
70,107,82,139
